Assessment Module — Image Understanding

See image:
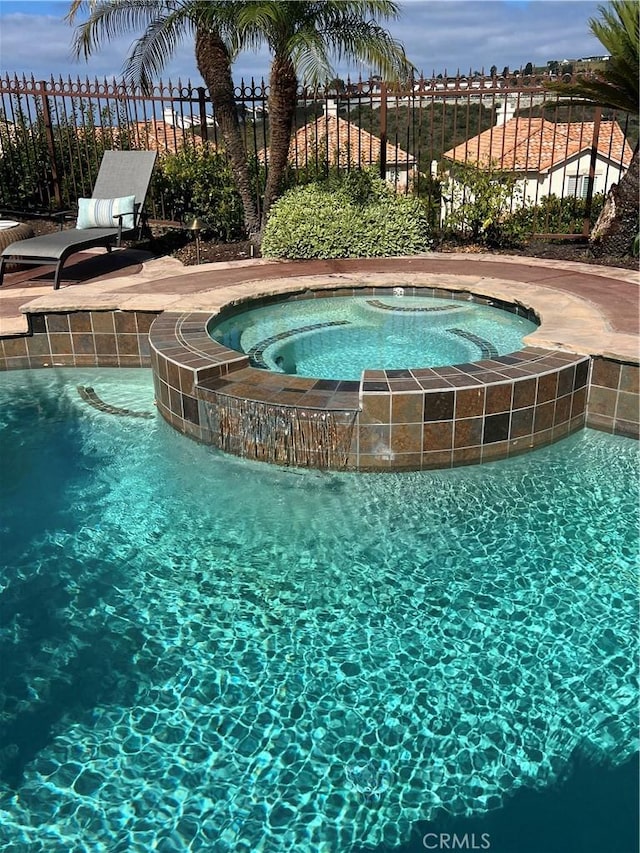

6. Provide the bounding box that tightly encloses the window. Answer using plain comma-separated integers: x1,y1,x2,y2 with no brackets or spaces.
567,175,596,199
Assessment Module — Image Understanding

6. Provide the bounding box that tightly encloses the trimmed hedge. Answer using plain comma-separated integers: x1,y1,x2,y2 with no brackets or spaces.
261,173,432,259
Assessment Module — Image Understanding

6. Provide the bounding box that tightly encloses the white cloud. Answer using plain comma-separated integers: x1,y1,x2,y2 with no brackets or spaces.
0,1,605,85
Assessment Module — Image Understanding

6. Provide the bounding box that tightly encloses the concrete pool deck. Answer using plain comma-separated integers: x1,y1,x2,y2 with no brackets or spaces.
0,247,638,468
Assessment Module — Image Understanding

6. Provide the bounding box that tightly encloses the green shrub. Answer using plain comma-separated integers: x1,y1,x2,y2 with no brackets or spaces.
261,172,432,259
508,193,606,235
442,161,526,248
153,146,248,242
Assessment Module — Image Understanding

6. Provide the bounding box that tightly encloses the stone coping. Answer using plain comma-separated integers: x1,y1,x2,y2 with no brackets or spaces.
149,288,588,408
11,254,638,363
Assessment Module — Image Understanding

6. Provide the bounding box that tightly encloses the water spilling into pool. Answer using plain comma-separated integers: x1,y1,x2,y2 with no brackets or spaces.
0,369,637,852
209,295,538,379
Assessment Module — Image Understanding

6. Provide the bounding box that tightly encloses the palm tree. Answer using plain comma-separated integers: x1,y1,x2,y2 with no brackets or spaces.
236,1,411,221
547,0,639,255
67,1,261,237
67,1,410,238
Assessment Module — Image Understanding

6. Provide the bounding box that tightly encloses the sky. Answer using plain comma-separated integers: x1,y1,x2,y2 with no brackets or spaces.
0,0,606,85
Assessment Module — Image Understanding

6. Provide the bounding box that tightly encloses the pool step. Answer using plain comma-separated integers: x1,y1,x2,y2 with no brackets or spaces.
77,386,154,419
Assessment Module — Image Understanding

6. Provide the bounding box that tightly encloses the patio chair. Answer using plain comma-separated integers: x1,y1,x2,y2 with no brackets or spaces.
0,150,157,290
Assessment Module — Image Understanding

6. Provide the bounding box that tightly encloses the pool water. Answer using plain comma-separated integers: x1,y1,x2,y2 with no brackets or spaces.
0,369,638,853
209,295,538,379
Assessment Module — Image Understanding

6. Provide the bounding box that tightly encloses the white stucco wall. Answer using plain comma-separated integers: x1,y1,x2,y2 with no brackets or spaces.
442,151,628,222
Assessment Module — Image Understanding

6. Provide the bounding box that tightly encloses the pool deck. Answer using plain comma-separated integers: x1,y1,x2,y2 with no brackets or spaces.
0,247,638,363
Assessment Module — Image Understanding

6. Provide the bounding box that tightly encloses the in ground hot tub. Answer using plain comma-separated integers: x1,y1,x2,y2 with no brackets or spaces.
149,284,590,471
208,293,538,380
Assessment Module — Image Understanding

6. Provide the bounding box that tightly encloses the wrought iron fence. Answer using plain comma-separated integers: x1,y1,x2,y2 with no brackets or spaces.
0,70,636,238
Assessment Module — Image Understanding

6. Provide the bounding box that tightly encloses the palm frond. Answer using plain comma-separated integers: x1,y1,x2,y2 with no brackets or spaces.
125,7,194,91
548,0,639,115
69,0,178,61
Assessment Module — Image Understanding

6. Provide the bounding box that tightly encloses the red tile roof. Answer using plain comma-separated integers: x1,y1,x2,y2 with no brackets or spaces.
130,120,211,155
259,115,415,168
443,119,632,172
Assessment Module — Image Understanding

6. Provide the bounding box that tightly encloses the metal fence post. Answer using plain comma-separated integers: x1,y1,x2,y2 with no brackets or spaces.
583,106,601,237
38,79,61,208
379,81,387,181
197,86,208,143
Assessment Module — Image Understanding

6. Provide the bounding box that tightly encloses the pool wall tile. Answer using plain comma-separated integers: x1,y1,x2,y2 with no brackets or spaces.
3,356,30,370
591,357,621,389
455,388,485,418
393,422,425,454
510,406,534,438
616,391,639,422
619,364,639,394
485,383,513,414
358,424,391,454
483,412,510,443
571,387,587,418
358,393,390,424
452,446,481,467
454,417,484,448
1,336,27,357
614,418,640,439
536,372,558,404
553,394,572,425
424,391,455,421
0,298,633,470
49,332,72,354
586,358,640,437
72,333,97,355
91,313,116,334
534,400,555,432
587,385,618,417
422,450,453,469
95,334,117,356
182,394,200,425
423,420,454,451
45,314,70,333
392,393,424,424
557,365,575,397
481,439,510,461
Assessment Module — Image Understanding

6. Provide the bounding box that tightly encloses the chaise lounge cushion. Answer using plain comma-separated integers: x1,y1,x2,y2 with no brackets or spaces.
77,195,136,230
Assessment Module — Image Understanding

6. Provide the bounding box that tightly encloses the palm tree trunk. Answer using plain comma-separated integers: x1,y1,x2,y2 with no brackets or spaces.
262,55,298,226
589,143,639,256
195,29,260,238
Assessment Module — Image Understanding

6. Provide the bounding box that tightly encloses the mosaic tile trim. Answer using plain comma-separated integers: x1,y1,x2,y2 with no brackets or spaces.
247,320,350,369
77,385,154,419
366,299,463,313
447,328,499,360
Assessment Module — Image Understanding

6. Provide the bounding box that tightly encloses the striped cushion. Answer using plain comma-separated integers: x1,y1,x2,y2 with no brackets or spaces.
76,195,135,230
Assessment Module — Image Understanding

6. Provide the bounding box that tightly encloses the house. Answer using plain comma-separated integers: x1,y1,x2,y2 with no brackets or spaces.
441,100,633,212
259,101,417,187
130,117,214,155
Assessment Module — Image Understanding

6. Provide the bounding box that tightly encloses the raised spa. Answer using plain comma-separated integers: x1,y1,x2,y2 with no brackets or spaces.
149,285,591,470
208,293,538,380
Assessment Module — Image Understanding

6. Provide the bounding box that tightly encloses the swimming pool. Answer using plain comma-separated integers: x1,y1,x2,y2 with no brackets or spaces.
208,295,538,380
0,368,637,852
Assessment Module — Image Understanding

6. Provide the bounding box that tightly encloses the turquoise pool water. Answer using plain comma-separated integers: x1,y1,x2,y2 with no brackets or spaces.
209,295,538,379
0,368,638,853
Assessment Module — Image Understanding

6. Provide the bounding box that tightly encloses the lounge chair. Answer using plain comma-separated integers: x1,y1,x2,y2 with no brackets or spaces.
0,150,157,290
